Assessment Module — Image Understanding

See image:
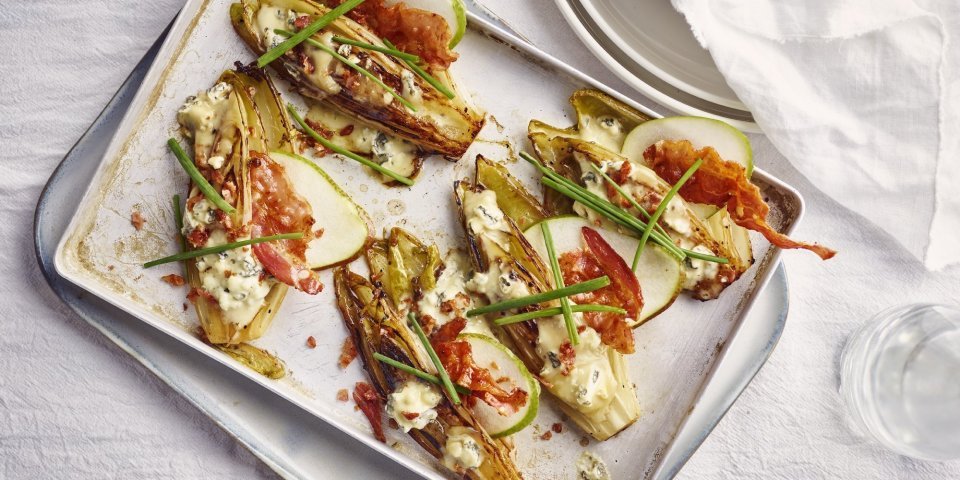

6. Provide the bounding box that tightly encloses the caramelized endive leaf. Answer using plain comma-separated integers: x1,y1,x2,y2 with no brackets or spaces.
334,268,523,479
528,89,653,151
475,155,547,231
454,178,640,440
182,70,291,345
214,342,287,379
231,0,484,157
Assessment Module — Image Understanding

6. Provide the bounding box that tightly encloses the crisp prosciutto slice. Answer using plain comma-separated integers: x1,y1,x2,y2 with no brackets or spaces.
353,382,386,442
249,153,322,294
644,140,836,260
320,0,458,69
558,227,641,355
430,318,529,415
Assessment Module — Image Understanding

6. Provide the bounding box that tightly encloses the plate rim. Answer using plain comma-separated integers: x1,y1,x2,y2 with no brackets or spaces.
554,0,761,133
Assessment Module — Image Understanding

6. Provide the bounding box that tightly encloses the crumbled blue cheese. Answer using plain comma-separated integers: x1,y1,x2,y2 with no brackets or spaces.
580,115,625,151
254,6,298,50
537,314,615,412
195,230,272,327
207,155,225,170
385,380,442,432
466,261,531,304
442,427,484,471
177,82,236,156
462,188,512,250
418,257,493,337
577,451,611,480
400,70,423,105
182,198,216,235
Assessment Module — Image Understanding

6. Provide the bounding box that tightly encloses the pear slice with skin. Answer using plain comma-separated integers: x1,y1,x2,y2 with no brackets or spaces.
523,216,684,328
458,333,540,438
269,152,370,269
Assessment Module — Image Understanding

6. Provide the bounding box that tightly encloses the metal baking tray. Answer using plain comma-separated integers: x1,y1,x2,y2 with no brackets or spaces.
46,2,798,478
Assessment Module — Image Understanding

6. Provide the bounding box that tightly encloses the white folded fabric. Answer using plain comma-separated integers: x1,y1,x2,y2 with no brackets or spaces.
671,0,958,270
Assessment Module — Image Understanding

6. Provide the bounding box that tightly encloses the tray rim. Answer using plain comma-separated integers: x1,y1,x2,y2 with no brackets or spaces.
48,3,802,478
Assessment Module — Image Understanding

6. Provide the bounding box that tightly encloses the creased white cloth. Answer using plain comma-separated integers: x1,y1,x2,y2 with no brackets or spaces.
671,0,959,270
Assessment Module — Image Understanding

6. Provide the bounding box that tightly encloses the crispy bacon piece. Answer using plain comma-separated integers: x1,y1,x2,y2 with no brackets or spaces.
161,274,185,287
557,228,640,354
353,382,386,442
249,153,323,294
558,342,576,376
644,140,836,260
320,0,458,69
131,211,146,230
430,318,528,415
339,337,358,369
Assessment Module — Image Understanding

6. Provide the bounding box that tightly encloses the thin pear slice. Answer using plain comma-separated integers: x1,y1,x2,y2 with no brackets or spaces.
459,333,540,438
269,152,370,269
523,216,683,327
621,116,753,176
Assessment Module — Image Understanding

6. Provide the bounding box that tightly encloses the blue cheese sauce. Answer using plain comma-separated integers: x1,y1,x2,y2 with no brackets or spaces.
385,380,442,432
442,426,484,472
305,106,420,182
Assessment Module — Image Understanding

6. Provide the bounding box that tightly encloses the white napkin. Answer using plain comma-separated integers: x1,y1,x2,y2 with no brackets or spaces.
671,0,959,270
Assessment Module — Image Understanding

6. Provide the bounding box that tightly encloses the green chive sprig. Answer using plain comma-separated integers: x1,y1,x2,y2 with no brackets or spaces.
521,152,727,264
494,304,626,326
408,312,461,404
332,36,420,62
143,233,303,268
257,0,365,67
382,39,455,100
541,221,579,345
467,276,610,317
167,139,235,215
286,104,414,186
590,163,670,241
633,158,703,270
274,29,415,112
373,353,470,395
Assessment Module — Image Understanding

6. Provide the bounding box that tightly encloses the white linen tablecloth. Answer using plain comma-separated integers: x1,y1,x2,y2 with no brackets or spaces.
1,0,958,478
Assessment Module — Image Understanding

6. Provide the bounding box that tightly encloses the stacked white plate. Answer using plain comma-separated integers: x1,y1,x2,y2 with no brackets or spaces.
555,0,760,132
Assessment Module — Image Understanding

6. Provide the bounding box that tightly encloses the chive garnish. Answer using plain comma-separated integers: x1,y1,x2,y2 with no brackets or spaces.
167,139,236,215
521,152,727,263
332,36,420,62
382,39,455,100
286,104,415,186
274,29,416,112
257,0,365,67
143,232,303,268
373,353,470,395
466,276,610,317
494,304,627,326
590,163,670,241
408,312,461,404
172,194,186,253
633,158,703,270
541,221,579,345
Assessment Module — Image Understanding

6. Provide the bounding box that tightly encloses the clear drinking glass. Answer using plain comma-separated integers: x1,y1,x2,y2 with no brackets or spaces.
840,303,960,460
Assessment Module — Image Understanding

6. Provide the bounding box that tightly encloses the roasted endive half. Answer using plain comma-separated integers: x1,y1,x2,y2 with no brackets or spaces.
231,0,484,157
334,268,524,479
455,172,641,441
366,227,540,438
529,132,748,300
176,68,369,350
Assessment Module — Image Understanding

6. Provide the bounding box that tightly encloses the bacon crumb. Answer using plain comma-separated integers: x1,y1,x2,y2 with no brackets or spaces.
306,336,317,349
130,211,146,230
552,423,563,434
182,303,189,311
336,389,349,402
579,436,590,447
402,412,420,421
338,337,358,368
339,125,355,136
559,342,576,376
161,274,185,287
540,431,553,441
